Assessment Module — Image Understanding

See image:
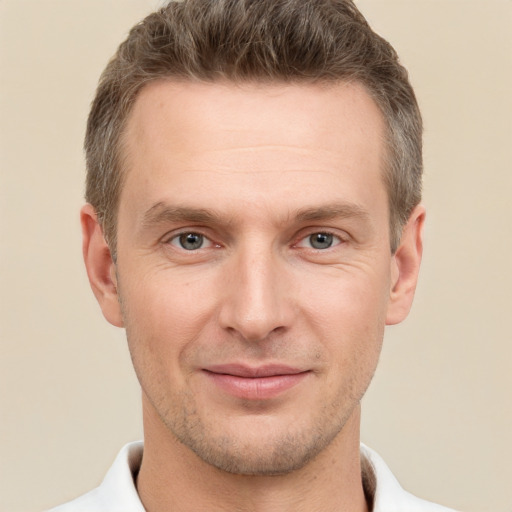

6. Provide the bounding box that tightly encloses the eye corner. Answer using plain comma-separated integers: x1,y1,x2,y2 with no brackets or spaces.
294,231,345,251
163,230,220,252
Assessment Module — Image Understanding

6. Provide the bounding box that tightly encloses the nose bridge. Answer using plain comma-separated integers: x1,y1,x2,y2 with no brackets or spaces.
219,237,292,342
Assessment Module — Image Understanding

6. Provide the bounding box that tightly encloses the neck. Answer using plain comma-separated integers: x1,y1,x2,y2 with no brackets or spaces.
136,399,369,512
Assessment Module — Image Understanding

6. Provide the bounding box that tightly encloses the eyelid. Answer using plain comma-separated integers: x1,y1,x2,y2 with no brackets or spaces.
163,229,218,250
160,227,348,251
294,230,345,249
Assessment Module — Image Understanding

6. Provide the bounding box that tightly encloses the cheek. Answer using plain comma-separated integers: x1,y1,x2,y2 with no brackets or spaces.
119,268,220,365
122,264,215,323
298,267,389,365
299,263,391,323
309,282,385,405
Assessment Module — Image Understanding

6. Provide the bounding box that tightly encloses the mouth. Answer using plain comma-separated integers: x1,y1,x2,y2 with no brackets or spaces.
202,364,310,400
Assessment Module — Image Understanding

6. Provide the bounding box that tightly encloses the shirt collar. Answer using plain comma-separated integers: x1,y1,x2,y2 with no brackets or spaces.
99,441,450,512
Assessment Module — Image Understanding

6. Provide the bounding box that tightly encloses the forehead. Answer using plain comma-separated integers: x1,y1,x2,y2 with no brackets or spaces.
119,79,388,226
123,79,385,159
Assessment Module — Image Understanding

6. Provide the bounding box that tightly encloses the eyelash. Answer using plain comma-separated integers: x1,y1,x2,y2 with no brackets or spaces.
294,231,343,250
164,230,344,252
166,231,217,251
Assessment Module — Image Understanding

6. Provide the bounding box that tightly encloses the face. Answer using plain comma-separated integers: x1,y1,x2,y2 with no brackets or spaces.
84,80,423,475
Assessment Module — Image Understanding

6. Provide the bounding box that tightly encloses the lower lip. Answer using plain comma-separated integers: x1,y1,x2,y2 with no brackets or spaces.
204,371,309,400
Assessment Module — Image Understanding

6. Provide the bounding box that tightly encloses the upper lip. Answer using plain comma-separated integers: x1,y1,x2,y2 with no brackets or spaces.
204,364,307,378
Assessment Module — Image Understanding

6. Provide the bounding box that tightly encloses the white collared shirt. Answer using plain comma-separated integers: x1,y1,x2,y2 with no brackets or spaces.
48,442,457,512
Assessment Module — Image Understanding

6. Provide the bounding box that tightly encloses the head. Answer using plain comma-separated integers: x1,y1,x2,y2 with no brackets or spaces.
81,0,425,478
85,0,422,260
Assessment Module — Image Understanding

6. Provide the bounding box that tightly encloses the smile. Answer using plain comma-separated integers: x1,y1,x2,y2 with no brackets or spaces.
202,364,311,400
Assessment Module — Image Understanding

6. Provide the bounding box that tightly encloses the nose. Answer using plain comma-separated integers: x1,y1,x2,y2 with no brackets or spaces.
218,243,294,343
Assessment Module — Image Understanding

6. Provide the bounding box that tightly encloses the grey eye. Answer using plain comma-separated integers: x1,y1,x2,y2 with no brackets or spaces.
309,233,334,249
178,233,204,250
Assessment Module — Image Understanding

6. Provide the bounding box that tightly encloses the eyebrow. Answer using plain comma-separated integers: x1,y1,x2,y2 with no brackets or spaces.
294,203,370,223
140,201,370,230
141,203,223,229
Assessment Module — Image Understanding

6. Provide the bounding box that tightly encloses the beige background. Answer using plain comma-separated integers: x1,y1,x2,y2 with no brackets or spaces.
1,1,511,511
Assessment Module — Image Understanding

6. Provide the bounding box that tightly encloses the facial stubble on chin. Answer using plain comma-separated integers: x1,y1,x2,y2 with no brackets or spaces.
137,364,372,477
117,283,381,477
145,392,342,476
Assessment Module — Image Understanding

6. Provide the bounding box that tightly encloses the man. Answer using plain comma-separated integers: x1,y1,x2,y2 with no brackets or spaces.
50,0,456,510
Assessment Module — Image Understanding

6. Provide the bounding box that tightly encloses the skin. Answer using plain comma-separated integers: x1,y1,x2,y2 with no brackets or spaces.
82,80,424,512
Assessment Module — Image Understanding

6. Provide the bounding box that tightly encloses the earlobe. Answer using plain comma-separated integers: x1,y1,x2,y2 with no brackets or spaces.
386,205,426,326
81,204,124,328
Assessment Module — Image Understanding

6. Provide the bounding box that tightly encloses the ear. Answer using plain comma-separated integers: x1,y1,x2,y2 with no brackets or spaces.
81,204,124,327
386,205,426,325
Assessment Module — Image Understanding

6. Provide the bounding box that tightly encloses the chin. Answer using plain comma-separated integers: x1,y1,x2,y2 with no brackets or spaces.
165,407,353,476
185,433,329,476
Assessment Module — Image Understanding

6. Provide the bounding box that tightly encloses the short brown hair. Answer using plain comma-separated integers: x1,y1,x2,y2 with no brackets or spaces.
85,0,422,258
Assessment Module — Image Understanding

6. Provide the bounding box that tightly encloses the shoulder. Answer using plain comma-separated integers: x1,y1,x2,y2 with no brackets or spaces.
47,487,107,512
46,442,144,512
361,444,458,512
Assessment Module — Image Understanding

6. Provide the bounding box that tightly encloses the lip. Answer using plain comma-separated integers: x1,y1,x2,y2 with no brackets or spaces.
203,364,310,400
